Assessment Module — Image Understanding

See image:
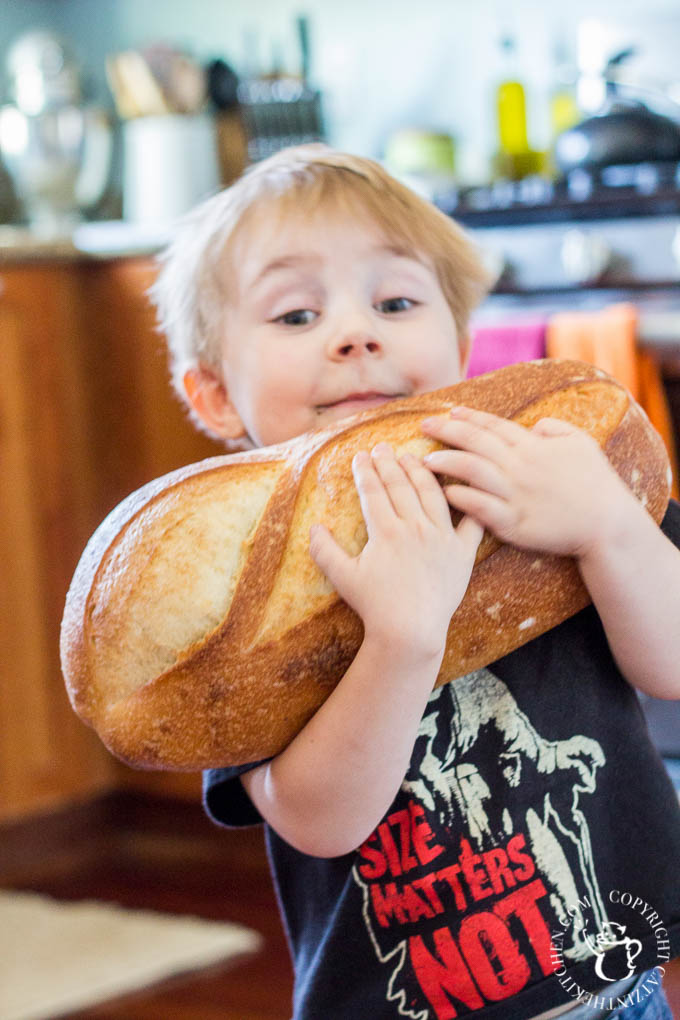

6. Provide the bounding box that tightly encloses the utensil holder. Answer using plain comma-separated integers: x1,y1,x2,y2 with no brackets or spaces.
123,113,220,223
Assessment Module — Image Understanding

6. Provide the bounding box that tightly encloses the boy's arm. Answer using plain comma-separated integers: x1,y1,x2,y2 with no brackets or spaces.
576,495,680,699
242,634,444,858
421,407,680,700
242,442,483,859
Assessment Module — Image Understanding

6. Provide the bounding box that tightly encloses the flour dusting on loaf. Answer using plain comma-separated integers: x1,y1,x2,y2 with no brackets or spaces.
60,360,672,770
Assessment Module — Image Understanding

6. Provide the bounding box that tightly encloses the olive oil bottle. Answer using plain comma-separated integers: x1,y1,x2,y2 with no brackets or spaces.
493,35,543,179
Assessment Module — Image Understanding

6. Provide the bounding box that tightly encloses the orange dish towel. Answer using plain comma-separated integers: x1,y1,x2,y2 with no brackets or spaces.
546,303,679,500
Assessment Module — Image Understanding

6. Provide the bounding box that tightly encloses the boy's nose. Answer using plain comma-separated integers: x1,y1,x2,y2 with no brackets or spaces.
329,330,383,360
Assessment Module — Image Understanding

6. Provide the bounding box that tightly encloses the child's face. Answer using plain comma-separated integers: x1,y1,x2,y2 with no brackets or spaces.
201,204,468,447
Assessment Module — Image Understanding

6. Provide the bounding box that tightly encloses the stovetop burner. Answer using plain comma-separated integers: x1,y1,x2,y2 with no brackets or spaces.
437,161,680,226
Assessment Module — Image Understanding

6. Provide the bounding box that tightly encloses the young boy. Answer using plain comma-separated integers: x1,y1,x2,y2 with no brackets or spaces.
151,145,680,1020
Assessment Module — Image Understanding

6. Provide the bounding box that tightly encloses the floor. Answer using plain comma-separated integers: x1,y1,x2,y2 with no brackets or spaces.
1,792,678,1019
0,793,293,1020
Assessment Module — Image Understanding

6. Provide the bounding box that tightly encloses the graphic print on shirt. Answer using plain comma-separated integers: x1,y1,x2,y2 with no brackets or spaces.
352,668,609,1019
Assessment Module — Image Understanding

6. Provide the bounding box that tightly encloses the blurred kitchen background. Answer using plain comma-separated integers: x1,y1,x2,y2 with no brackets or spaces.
1,0,680,221
2,3,680,1016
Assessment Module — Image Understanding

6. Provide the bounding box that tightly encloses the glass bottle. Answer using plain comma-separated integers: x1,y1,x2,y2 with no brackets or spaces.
549,37,581,138
497,35,529,156
493,34,543,179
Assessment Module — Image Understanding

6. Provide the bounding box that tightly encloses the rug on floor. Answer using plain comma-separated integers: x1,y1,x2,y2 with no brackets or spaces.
0,889,263,1020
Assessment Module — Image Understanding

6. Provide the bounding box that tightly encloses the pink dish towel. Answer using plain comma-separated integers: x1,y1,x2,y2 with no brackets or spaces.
467,321,547,378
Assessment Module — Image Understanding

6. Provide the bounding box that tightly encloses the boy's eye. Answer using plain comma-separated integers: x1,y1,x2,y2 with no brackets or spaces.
274,308,317,326
375,297,416,314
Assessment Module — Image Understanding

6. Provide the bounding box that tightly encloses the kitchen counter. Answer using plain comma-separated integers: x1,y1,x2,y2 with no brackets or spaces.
0,221,170,263
3,220,680,357
0,227,87,263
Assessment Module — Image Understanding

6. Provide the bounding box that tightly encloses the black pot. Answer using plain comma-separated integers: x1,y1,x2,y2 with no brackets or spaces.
554,101,680,171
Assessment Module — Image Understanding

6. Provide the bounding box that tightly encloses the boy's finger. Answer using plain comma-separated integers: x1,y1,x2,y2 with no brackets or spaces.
422,417,507,466
309,523,351,591
351,450,396,537
421,408,525,463
455,514,485,558
448,406,528,445
397,451,454,528
422,449,512,501
370,443,424,520
532,417,580,437
444,484,511,536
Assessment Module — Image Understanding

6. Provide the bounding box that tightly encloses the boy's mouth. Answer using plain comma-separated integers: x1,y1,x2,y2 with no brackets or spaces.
317,391,404,412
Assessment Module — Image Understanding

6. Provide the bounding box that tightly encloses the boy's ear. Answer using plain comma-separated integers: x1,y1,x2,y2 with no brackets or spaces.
183,368,248,440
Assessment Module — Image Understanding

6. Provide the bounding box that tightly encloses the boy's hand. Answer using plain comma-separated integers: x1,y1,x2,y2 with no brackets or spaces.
309,443,484,660
420,406,632,559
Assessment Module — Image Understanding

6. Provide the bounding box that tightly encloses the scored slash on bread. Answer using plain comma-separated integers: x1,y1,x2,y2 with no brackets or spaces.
59,360,672,770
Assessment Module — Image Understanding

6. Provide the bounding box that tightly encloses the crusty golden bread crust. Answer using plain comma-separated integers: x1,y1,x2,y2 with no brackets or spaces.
60,360,672,769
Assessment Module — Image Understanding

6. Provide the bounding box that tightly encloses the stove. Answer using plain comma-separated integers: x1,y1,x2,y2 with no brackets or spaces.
440,161,680,225
437,161,680,296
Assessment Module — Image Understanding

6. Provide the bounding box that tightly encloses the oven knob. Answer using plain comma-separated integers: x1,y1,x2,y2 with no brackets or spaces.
560,228,612,285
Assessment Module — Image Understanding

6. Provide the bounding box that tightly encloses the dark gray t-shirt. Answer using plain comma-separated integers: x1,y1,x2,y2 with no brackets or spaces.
204,500,680,1020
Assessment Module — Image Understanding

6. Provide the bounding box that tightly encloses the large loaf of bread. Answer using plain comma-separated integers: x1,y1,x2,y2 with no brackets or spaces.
60,359,672,770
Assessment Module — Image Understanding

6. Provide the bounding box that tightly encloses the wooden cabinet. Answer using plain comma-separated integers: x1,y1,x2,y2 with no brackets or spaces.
77,259,224,518
0,263,113,820
0,257,223,821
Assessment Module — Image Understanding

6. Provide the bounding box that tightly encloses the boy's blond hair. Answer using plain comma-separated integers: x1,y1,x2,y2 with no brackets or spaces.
150,144,492,418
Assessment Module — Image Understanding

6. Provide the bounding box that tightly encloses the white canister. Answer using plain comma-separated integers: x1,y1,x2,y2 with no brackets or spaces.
123,113,220,223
